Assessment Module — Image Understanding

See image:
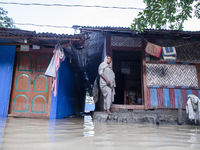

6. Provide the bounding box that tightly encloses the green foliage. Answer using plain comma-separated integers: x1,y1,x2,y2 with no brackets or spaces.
0,7,15,28
131,0,199,32
194,2,200,18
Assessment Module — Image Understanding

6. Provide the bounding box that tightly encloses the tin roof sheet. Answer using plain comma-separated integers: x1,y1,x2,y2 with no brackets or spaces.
0,28,86,47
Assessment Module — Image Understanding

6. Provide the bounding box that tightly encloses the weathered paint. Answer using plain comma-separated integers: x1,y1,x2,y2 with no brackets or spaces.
174,89,181,108
192,90,198,97
181,89,187,109
186,89,193,97
9,53,51,117
17,55,32,72
0,46,16,117
148,85,198,89
31,95,46,113
170,89,175,108
49,58,75,119
147,88,151,108
150,88,158,108
157,88,164,108
15,74,31,92
148,87,200,109
163,88,170,108
35,55,50,72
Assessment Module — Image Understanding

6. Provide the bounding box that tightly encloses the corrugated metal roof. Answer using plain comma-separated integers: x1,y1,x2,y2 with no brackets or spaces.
77,26,132,33
0,28,85,38
0,28,86,47
76,25,200,34
78,26,130,29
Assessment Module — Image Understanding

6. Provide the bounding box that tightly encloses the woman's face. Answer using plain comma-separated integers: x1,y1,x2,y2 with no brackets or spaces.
107,56,112,64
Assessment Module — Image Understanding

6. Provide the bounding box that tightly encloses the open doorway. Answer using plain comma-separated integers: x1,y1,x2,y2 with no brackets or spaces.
113,50,142,105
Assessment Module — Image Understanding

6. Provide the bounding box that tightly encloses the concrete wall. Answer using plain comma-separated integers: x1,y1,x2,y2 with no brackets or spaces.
0,46,16,117
49,58,75,119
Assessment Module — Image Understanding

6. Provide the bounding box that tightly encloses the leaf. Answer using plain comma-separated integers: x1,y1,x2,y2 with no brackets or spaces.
0,7,15,28
158,7,165,11
130,0,195,32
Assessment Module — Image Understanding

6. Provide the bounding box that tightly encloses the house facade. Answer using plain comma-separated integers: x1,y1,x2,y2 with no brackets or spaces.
1,26,200,119
79,26,200,111
0,28,86,119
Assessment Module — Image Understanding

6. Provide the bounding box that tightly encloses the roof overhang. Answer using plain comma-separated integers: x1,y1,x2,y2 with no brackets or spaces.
0,28,87,47
76,26,200,38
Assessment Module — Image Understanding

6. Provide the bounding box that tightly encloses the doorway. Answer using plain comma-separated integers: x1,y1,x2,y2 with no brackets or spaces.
9,52,51,117
113,50,142,105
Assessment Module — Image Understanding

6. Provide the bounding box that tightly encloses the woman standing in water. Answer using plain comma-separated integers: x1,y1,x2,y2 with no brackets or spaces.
98,56,116,114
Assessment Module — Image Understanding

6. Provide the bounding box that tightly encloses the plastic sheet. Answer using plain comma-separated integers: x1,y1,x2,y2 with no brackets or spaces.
64,32,105,87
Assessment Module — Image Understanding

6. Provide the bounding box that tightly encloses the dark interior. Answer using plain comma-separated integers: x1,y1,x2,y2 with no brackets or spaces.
113,50,142,105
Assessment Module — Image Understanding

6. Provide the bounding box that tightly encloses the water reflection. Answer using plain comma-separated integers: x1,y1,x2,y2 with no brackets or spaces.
83,116,95,137
0,118,6,149
0,116,199,150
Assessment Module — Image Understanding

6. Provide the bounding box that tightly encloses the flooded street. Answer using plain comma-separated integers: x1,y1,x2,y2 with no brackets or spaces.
0,116,200,150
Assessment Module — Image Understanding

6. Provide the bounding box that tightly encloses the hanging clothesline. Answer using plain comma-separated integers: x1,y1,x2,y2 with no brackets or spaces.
140,35,178,60
138,34,200,48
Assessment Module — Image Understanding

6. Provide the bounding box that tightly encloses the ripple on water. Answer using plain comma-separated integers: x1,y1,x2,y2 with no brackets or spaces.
0,116,199,150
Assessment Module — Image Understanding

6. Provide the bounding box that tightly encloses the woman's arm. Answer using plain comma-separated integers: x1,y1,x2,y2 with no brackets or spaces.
100,74,110,86
98,62,110,86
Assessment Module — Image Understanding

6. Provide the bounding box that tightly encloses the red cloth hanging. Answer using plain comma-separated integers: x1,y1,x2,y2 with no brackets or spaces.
145,42,162,58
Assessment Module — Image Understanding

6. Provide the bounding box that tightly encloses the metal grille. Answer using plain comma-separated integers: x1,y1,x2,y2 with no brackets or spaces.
111,36,142,47
146,64,198,87
150,39,200,63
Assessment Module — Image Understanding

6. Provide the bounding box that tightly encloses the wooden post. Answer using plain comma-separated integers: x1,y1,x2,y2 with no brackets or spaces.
178,100,182,125
142,38,148,110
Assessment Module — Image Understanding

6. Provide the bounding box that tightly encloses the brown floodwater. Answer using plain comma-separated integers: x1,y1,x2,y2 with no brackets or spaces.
0,116,200,150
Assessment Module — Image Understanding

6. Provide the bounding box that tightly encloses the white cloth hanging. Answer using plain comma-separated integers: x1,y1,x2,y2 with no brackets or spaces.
186,94,200,122
45,43,65,96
